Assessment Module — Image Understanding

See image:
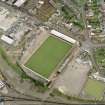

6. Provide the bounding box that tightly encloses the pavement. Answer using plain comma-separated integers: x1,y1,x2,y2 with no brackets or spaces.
54,48,91,96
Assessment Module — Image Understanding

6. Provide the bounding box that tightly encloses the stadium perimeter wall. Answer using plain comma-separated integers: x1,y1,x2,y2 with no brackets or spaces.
19,30,79,84
21,64,50,84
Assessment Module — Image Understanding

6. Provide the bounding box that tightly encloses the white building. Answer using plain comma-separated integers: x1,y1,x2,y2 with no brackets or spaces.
14,0,26,7
1,35,14,45
50,30,79,45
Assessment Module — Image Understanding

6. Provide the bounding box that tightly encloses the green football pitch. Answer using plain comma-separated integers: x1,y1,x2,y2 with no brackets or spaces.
84,79,105,99
25,36,72,78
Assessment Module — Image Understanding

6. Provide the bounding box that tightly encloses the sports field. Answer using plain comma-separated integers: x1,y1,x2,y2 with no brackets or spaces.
25,36,72,78
84,79,105,99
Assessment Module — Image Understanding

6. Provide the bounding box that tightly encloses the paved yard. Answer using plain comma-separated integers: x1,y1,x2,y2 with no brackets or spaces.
54,49,91,96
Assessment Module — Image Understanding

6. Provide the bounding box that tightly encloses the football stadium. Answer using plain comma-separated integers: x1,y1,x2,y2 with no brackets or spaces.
22,30,78,83
25,36,72,78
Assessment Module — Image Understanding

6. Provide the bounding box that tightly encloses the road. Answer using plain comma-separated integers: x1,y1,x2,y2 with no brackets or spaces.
0,85,41,105
1,86,71,105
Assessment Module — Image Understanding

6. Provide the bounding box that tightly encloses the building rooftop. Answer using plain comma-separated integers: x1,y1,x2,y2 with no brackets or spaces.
1,35,14,45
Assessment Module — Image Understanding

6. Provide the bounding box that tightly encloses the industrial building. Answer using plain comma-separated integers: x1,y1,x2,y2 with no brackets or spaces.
0,6,18,31
50,30,79,45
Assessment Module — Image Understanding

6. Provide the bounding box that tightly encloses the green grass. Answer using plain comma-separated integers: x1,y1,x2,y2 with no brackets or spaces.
25,36,72,78
61,5,76,20
94,48,105,67
0,46,30,79
0,47,22,75
84,79,105,99
89,0,100,29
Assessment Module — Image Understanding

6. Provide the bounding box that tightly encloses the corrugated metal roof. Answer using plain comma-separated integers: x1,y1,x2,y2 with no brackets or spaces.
50,30,76,44
1,35,14,45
